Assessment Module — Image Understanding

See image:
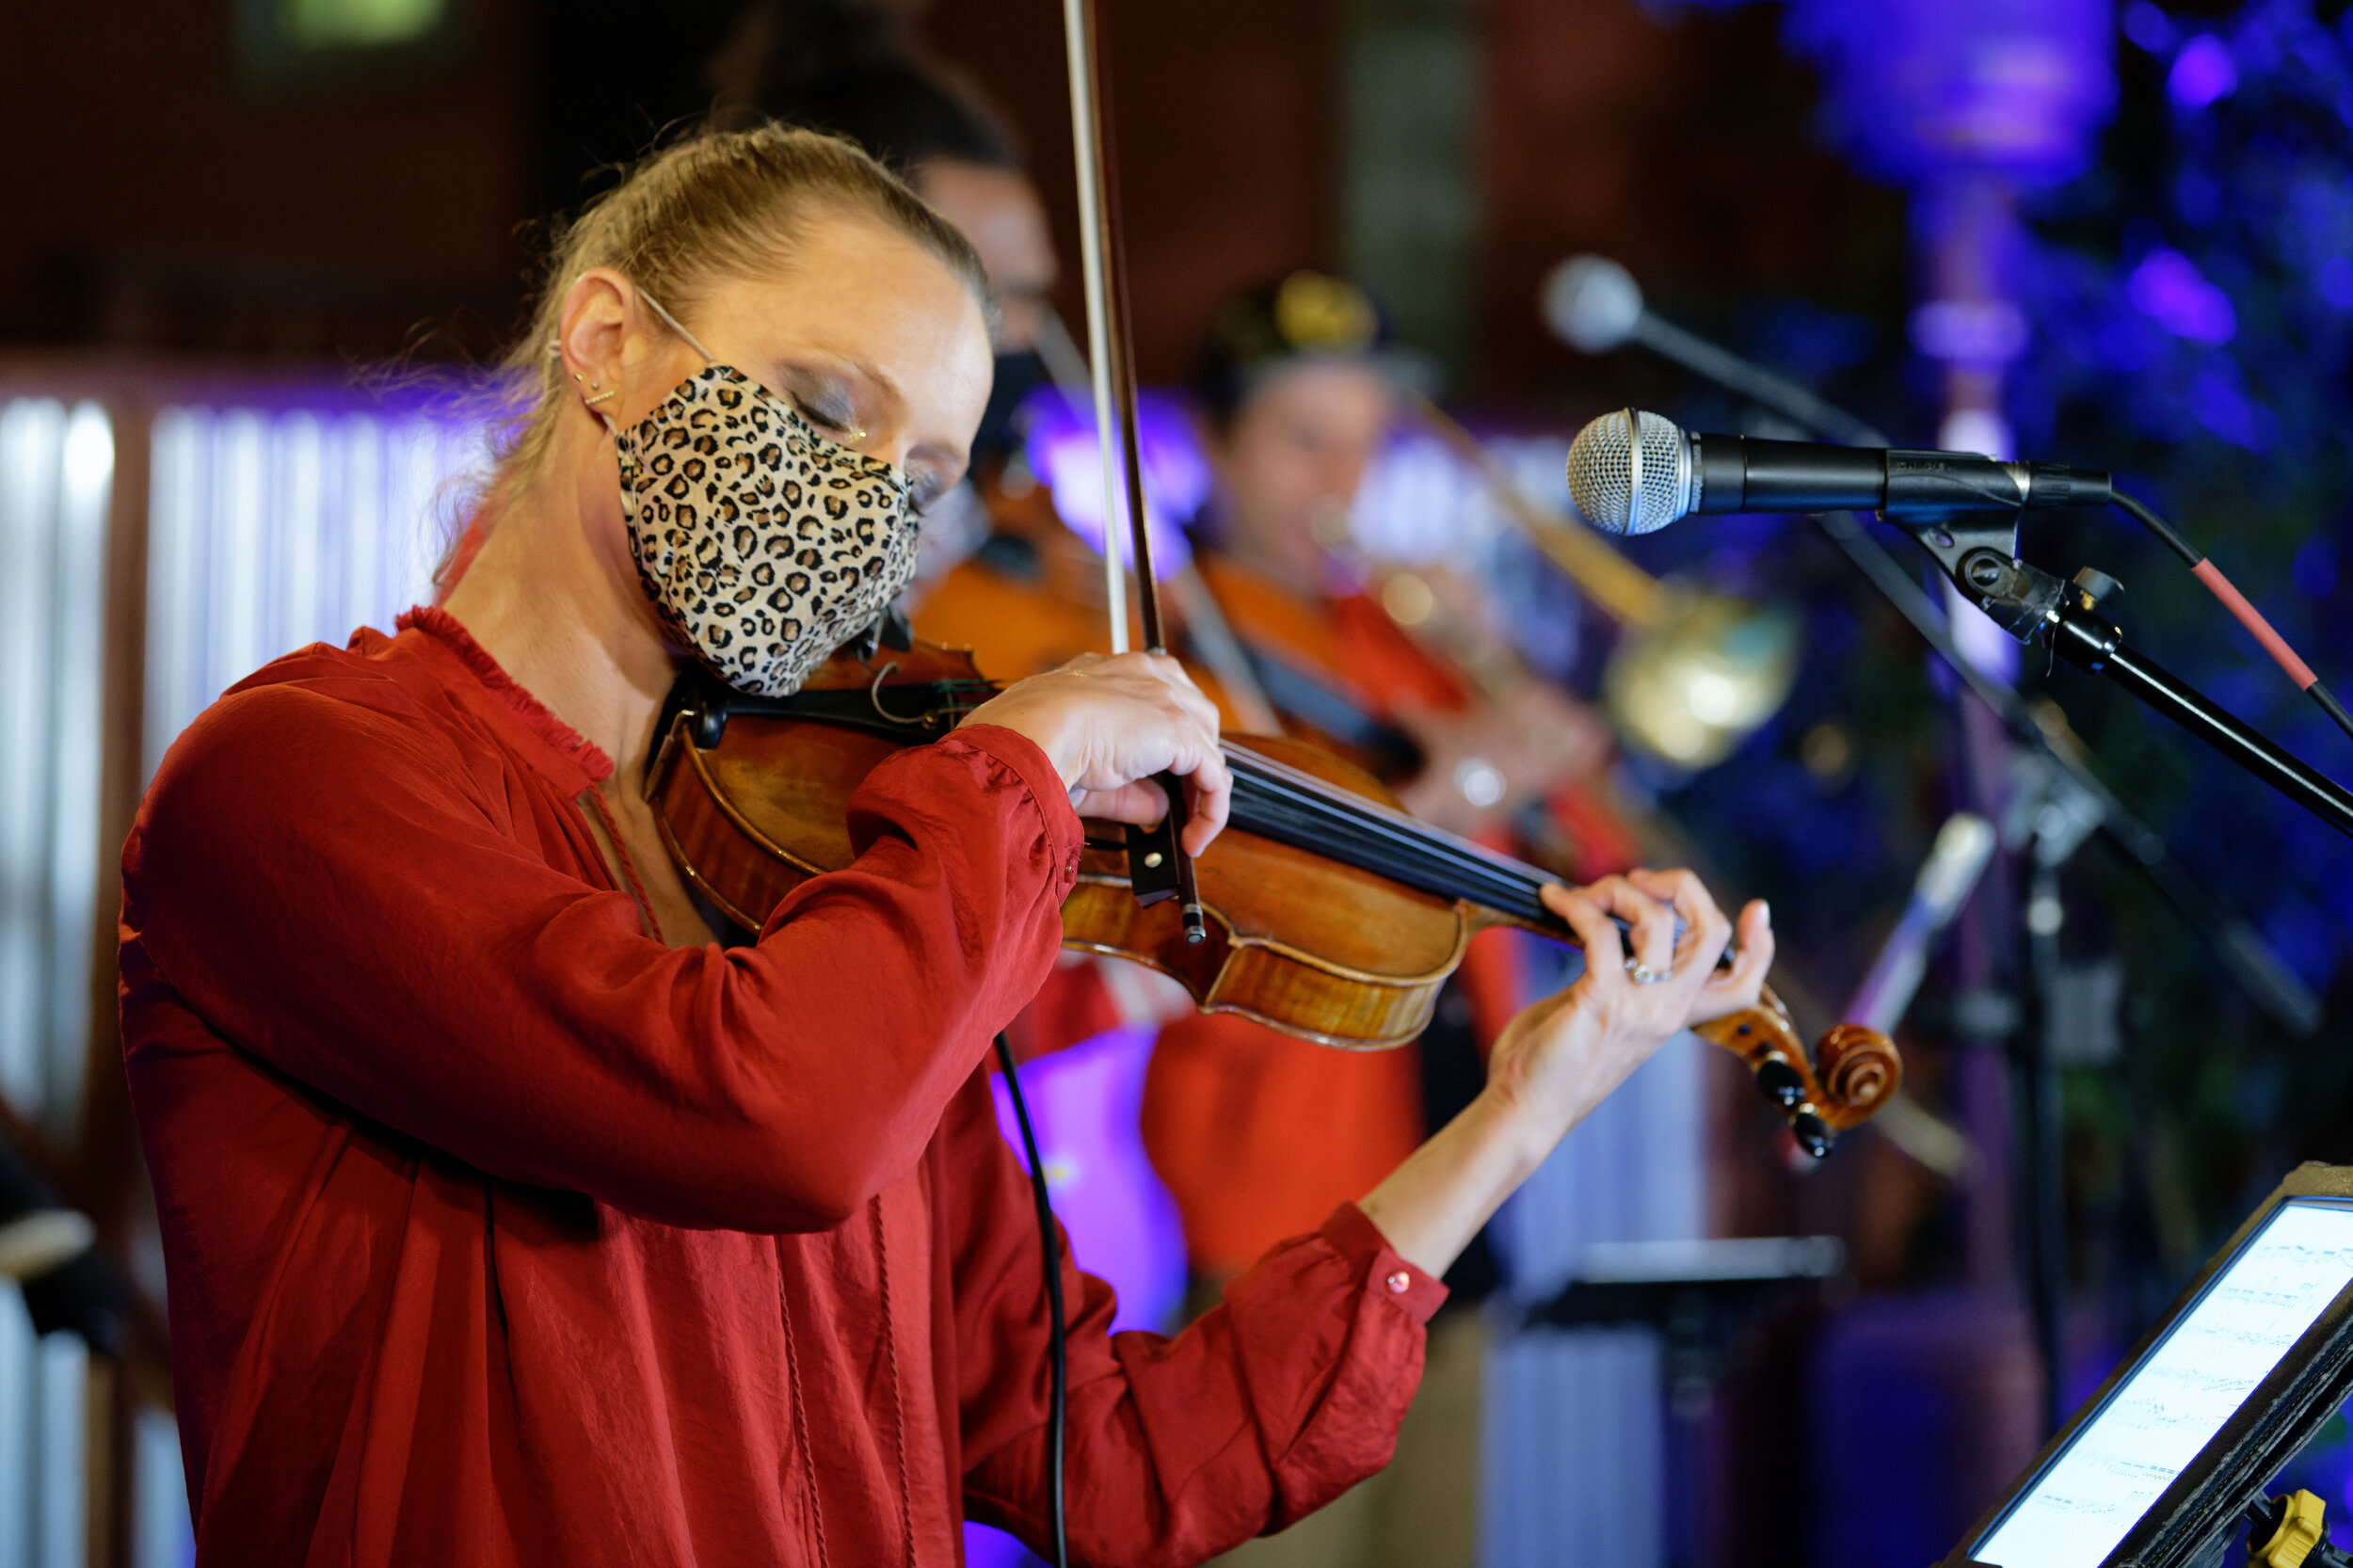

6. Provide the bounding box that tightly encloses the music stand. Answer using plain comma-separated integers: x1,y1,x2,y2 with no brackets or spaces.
1942,1163,2353,1568
1525,1237,1849,1568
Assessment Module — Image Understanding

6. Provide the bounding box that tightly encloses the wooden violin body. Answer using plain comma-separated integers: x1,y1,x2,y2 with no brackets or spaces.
648,639,1903,1155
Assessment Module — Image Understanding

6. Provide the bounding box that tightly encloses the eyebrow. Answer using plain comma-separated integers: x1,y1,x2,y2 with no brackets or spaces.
829,352,968,476
839,353,902,419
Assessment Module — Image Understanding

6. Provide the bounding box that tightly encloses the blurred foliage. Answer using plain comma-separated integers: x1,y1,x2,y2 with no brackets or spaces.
2003,0,2353,1512
1601,0,2353,1317
2009,0,2353,1255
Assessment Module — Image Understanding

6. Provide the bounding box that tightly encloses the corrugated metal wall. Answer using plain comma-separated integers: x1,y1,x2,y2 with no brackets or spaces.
0,376,481,1568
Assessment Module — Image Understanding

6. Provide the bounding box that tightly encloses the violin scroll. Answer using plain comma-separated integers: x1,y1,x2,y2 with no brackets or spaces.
1815,1022,1903,1122
1692,997,1902,1159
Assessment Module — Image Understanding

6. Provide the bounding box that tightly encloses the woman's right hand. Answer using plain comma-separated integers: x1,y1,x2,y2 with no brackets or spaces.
959,651,1231,856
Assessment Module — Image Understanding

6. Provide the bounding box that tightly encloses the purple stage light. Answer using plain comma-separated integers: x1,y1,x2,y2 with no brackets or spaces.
2127,248,2239,344
1783,0,2117,185
2169,35,2239,110
1910,298,2032,366
1024,388,1209,581
988,1023,1188,1335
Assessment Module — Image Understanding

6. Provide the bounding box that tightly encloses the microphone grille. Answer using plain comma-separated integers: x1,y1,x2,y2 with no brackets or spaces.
1566,409,1694,535
1542,255,1644,354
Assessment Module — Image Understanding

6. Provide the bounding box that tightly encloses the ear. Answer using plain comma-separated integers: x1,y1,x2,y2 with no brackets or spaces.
554,269,636,414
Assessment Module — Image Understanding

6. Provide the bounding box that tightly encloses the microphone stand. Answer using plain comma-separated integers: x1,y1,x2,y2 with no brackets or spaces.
1587,315,2319,1032
1923,530,2353,838
1580,291,2327,1440
1926,520,2353,1435
1801,512,2318,1021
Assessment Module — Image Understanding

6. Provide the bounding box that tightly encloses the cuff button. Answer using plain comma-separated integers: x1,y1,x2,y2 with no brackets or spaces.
1385,1270,1412,1295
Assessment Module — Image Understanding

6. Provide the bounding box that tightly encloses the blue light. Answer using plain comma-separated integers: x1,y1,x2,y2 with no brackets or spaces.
2188,371,2272,449
2122,0,2174,55
2169,35,2240,110
2126,248,2239,344
2315,255,2353,308
2175,169,2224,226
2094,313,2167,371
2293,536,2339,599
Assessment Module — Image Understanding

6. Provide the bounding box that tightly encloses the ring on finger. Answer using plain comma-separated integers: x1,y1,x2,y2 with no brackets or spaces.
1624,957,1672,985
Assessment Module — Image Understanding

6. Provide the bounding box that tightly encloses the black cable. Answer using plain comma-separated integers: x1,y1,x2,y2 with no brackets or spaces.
2110,488,2203,568
2109,489,2353,746
993,1032,1068,1568
2312,680,2353,742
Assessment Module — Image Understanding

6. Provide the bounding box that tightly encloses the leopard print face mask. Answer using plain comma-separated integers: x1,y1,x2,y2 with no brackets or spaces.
609,294,920,698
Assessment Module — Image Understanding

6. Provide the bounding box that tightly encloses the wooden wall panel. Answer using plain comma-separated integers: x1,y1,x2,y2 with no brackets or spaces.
0,0,533,358
920,0,1339,385
1474,0,1902,402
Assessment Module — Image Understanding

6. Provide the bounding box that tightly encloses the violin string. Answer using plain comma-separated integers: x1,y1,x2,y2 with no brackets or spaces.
1221,748,1552,895
1220,748,1559,923
1222,761,1545,904
1228,783,1548,921
1218,745,1546,876
1231,780,1540,908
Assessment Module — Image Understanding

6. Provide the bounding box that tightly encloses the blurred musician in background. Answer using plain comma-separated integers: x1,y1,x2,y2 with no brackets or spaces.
1136,274,1625,1568
712,0,1065,597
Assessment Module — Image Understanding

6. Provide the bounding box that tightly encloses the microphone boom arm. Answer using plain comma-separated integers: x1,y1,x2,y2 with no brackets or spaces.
1897,510,2353,840
1562,330,2324,1032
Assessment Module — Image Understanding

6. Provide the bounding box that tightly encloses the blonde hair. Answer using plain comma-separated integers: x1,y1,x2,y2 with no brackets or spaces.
495,120,991,485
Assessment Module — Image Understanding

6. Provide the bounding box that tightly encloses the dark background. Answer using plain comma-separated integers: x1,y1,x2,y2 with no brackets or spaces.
0,0,1899,395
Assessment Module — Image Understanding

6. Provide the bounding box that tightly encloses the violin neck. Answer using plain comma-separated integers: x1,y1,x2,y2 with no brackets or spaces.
1221,744,1565,935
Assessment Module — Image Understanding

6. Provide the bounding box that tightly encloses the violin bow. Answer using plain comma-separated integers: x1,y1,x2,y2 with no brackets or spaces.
1062,0,1207,943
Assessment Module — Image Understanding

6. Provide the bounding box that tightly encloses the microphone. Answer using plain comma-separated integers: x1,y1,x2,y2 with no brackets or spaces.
1563,408,2113,536
1542,254,1887,447
1543,255,1647,354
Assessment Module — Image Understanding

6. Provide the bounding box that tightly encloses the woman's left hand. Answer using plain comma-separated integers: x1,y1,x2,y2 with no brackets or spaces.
1485,869,1772,1160
1353,867,1769,1280
1365,866,1769,1280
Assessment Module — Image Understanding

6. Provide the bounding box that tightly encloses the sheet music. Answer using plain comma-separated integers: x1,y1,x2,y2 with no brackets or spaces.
1977,1199,2353,1568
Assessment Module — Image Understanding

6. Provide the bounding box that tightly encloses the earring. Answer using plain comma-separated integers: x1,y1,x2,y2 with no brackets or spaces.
570,370,616,408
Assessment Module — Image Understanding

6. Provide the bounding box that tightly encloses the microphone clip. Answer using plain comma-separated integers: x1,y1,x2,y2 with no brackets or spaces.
1893,510,2070,641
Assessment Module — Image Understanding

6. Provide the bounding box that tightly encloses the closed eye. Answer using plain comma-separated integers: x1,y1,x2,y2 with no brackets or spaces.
769,366,866,438
792,396,861,438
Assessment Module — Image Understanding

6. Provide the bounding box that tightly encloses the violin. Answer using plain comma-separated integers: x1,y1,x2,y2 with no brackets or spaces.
648,0,1898,1158
647,636,1902,1156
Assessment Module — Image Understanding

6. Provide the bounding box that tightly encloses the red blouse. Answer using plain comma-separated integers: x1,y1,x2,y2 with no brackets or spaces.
120,609,1444,1568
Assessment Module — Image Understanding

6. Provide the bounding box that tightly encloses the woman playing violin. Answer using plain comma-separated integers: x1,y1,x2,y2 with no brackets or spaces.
120,124,1771,1567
